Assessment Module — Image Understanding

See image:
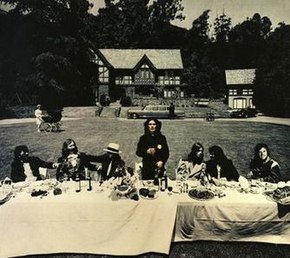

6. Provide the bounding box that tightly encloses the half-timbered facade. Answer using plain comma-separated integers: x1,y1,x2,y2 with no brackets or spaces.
225,69,256,109
92,49,185,103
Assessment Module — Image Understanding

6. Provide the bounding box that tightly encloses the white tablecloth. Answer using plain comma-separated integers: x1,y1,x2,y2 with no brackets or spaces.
173,187,290,244
1,180,290,258
0,181,177,258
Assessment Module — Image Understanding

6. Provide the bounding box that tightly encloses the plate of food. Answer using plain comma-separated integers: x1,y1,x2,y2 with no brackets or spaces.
188,188,214,201
264,186,290,205
249,186,261,194
139,188,158,200
115,185,132,197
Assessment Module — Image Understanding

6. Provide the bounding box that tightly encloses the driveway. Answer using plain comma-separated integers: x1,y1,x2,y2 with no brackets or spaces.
0,116,290,127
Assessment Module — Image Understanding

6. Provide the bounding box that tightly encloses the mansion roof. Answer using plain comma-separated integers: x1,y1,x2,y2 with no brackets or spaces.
225,69,256,85
98,49,183,70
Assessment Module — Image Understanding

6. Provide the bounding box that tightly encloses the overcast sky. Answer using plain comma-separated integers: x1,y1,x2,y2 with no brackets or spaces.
90,0,290,30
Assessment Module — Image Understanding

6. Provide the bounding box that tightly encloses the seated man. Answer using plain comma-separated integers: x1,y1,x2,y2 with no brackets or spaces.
247,143,281,183
56,139,98,181
11,145,58,183
90,143,126,182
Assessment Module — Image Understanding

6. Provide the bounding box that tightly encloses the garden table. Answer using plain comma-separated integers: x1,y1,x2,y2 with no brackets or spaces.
0,180,290,258
0,180,177,258
172,184,290,244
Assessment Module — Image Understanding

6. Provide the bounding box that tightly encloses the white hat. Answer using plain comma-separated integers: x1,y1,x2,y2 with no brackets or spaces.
104,143,121,154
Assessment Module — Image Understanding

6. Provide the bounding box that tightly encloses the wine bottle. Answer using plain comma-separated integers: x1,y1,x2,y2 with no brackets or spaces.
164,170,168,189
160,177,166,191
153,175,160,191
75,173,81,192
87,173,92,191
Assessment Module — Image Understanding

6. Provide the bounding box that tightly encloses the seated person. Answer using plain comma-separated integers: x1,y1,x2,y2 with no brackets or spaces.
90,143,126,182
11,145,58,183
56,139,98,181
205,145,239,182
186,142,206,180
247,143,281,183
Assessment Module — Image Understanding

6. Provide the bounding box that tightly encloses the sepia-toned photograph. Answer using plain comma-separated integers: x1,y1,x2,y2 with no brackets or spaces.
0,0,290,257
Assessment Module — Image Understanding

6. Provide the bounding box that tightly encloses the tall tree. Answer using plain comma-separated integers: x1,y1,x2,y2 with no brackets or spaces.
0,0,97,106
183,10,218,97
213,13,231,44
228,13,272,68
92,0,151,48
254,23,290,117
92,0,185,48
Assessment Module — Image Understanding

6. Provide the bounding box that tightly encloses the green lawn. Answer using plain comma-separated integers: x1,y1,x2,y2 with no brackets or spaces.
1,118,290,180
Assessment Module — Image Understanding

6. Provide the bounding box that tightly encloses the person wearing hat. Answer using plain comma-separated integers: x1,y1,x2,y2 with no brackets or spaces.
56,139,98,181
90,143,126,181
34,104,44,132
136,118,169,180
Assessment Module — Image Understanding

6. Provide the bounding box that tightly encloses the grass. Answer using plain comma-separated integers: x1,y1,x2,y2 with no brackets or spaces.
1,117,290,258
1,118,290,180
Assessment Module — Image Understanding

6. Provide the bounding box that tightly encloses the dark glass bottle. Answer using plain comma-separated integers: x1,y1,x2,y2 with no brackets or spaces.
153,175,160,191
87,174,92,191
75,173,81,192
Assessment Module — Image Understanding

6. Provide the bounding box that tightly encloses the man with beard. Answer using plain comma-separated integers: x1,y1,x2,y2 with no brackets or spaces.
136,118,169,180
11,145,58,183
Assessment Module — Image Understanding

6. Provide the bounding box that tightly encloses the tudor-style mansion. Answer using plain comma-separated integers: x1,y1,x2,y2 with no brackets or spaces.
92,49,186,103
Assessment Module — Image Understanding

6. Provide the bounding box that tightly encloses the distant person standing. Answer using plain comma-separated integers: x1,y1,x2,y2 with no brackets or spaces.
169,103,175,119
136,118,169,180
34,104,43,132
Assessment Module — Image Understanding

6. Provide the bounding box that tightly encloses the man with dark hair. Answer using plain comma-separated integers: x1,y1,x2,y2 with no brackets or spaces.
136,118,169,180
11,145,58,182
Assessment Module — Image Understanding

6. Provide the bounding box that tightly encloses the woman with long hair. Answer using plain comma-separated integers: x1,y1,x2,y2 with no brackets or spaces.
187,142,206,179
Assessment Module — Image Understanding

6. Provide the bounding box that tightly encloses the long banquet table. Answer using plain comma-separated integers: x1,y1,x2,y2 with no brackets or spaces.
0,179,290,257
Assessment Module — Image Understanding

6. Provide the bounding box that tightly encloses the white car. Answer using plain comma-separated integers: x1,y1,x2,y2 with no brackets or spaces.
127,105,185,119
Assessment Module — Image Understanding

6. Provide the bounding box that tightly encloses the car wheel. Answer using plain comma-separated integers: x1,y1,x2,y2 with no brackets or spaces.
131,113,138,119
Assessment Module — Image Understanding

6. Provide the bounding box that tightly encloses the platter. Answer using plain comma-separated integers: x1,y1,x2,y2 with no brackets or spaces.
264,190,290,205
0,185,12,204
188,188,214,201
